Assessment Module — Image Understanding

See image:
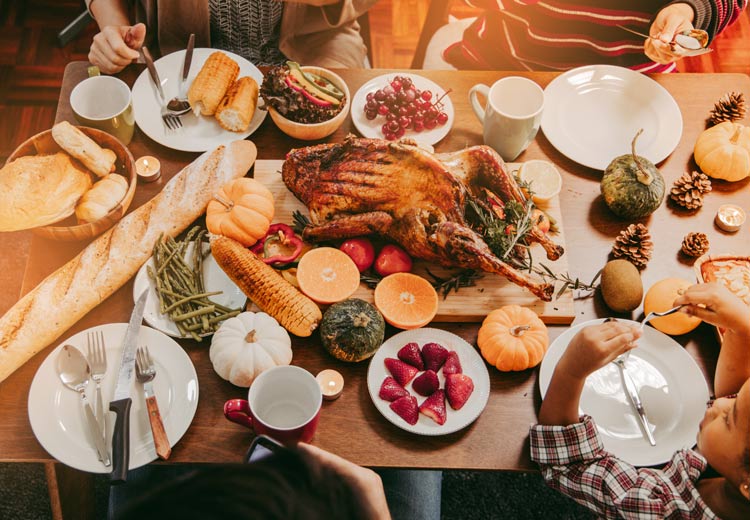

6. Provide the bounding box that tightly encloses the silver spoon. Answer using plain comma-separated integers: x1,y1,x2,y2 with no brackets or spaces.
57,345,111,466
616,25,712,55
167,33,194,114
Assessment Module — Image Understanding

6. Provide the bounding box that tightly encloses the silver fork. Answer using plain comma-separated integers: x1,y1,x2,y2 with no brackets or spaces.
87,331,107,449
142,46,182,132
135,346,171,460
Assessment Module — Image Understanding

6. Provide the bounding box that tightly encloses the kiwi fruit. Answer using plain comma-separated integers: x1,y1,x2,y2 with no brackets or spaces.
600,259,643,312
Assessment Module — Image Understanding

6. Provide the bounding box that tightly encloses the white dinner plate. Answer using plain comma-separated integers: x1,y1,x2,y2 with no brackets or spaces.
28,323,199,473
541,65,682,171
539,319,709,467
133,241,246,339
352,73,454,146
132,48,267,152
367,328,490,436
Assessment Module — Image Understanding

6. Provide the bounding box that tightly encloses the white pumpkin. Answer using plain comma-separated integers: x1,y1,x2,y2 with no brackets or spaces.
209,312,292,387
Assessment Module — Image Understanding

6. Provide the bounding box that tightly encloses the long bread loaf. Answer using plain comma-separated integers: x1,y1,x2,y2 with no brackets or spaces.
0,140,257,383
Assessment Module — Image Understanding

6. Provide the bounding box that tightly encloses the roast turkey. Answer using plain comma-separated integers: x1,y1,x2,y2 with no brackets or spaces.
282,137,564,301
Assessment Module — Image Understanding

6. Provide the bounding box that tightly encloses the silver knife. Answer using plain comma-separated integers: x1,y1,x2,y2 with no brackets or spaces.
109,290,149,484
615,358,656,446
179,33,195,98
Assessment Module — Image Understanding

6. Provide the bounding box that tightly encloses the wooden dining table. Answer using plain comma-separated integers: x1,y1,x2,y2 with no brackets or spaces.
1,63,749,518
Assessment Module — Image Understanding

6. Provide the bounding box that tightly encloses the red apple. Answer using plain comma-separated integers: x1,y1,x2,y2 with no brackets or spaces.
375,244,413,276
339,238,375,272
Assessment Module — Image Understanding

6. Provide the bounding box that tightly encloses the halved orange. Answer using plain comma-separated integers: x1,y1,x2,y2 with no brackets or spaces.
374,273,439,330
296,247,361,304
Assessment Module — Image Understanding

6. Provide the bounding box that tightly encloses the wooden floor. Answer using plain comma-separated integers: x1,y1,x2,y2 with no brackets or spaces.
0,0,748,313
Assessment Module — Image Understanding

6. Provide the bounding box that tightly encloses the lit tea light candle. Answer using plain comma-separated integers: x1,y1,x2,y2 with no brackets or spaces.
715,204,746,233
316,369,344,400
136,155,161,183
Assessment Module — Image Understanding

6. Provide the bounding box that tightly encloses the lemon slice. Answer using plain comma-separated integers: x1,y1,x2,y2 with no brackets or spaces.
518,160,562,204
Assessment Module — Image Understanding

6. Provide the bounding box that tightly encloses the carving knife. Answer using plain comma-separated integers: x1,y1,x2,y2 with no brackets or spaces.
109,290,149,483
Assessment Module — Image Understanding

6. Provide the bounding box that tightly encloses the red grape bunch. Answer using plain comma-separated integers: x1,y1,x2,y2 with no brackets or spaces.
363,75,450,140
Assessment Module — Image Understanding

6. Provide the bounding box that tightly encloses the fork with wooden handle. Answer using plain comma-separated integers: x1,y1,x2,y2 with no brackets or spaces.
135,346,171,460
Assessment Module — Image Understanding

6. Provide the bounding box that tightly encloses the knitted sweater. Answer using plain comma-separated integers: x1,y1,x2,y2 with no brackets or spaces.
445,0,747,72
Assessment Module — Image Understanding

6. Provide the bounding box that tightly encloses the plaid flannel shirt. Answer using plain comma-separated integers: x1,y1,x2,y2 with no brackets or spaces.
530,416,718,519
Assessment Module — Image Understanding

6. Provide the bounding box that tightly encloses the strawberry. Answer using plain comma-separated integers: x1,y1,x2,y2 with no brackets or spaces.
419,389,447,425
379,376,409,402
397,342,425,370
442,351,462,375
384,357,419,387
445,373,474,410
390,395,419,425
412,370,439,396
421,342,449,372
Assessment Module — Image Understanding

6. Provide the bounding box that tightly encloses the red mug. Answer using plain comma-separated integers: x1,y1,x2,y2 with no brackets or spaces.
224,365,322,445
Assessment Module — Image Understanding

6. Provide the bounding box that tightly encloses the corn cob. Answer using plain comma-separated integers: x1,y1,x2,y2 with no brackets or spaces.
211,235,322,337
188,52,239,116
216,76,259,132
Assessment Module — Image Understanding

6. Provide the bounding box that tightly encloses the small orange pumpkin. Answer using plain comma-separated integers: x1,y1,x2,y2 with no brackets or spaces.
206,178,275,247
477,305,549,372
643,278,701,335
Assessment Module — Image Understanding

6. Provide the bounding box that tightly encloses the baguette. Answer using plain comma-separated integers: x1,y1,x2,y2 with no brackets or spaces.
51,121,115,178
215,77,258,132
0,140,258,383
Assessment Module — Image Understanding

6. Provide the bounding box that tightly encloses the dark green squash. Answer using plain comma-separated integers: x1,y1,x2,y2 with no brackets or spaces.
601,130,665,220
320,299,385,362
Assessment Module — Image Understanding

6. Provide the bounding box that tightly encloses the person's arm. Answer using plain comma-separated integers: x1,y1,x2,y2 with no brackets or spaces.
86,0,146,74
674,282,750,397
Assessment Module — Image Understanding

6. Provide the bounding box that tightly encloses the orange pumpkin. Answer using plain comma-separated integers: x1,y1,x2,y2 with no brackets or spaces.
206,178,274,247
643,278,701,335
477,305,549,372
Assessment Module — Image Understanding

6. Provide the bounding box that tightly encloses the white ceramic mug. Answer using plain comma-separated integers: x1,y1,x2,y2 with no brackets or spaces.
70,75,135,144
469,76,544,161
224,365,322,445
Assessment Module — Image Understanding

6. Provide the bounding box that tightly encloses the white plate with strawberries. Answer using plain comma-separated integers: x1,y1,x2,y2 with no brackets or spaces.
367,328,490,435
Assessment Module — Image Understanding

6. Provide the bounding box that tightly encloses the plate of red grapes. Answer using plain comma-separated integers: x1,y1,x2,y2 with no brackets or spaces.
352,73,454,145
367,328,490,436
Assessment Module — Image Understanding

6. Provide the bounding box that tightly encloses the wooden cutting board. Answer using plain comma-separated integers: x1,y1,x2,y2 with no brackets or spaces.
254,160,575,324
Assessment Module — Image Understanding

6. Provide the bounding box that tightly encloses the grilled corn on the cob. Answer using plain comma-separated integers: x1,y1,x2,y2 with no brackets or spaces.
216,76,258,132
188,52,239,116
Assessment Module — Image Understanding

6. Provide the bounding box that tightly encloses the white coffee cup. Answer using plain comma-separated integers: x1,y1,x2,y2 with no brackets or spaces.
469,76,544,161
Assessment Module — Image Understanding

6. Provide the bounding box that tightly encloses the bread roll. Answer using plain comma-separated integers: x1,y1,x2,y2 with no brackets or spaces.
51,121,115,178
0,153,92,231
188,52,240,116
216,76,258,132
0,140,258,383
75,173,129,223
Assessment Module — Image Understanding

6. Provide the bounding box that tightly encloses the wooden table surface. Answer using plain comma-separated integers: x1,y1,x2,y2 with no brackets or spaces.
2,63,749,472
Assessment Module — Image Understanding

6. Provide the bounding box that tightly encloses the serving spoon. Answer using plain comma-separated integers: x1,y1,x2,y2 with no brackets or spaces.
57,345,111,466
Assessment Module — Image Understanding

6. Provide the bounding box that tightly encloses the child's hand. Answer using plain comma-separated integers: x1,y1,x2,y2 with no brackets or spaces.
674,283,750,336
645,3,695,64
557,321,642,380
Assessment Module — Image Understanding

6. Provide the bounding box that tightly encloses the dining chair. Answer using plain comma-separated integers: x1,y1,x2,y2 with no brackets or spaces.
410,0,454,68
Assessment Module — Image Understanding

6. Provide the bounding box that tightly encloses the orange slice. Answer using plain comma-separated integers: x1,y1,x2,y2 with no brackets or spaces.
296,247,361,304
374,273,439,330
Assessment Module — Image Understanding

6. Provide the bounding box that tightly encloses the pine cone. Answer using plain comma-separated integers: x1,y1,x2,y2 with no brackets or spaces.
681,232,709,257
612,224,653,270
708,91,746,126
670,171,712,209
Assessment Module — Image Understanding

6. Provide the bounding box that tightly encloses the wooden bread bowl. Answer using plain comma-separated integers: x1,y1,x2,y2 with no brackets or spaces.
5,126,136,241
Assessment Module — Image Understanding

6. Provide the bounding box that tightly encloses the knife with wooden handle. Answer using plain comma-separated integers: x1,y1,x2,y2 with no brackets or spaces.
143,378,171,460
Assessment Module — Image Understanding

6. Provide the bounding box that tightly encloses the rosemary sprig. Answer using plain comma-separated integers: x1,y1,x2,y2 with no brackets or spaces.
537,263,602,299
426,269,484,300
292,210,311,235
467,198,534,262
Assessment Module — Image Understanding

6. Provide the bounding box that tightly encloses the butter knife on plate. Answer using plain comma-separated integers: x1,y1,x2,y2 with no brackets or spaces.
109,290,149,483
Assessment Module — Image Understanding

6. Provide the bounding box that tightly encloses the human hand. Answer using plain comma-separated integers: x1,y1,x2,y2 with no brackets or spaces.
557,321,641,380
644,3,695,64
88,23,146,74
297,443,391,520
674,283,750,336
